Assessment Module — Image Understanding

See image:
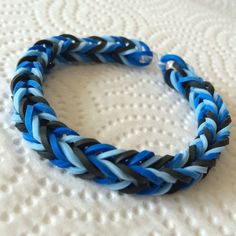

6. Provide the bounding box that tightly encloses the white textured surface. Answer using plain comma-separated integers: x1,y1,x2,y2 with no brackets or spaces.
0,0,236,235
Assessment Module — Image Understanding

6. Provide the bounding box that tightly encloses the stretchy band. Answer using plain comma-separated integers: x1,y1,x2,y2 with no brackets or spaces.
11,34,231,195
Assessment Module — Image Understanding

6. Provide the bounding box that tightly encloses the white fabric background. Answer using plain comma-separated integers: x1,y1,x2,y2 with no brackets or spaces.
0,0,235,235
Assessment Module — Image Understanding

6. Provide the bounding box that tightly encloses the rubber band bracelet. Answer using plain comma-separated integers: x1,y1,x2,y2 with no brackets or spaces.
11,34,231,195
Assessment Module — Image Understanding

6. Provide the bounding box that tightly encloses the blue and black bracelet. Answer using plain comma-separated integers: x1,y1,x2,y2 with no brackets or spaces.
11,34,231,195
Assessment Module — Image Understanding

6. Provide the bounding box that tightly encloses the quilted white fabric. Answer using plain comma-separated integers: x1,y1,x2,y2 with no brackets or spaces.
0,0,235,235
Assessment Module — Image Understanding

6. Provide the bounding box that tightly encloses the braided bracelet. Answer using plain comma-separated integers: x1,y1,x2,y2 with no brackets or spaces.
11,34,231,195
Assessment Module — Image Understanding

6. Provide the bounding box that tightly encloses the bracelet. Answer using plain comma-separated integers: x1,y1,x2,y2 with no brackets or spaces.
11,34,231,195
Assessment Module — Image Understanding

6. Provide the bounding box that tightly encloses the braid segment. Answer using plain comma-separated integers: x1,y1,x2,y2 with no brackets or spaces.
11,35,231,195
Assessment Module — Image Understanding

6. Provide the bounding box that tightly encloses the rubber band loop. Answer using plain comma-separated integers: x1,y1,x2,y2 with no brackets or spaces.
11,34,231,195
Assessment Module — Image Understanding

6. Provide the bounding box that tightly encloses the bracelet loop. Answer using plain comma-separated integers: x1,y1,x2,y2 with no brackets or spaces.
11,34,231,195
